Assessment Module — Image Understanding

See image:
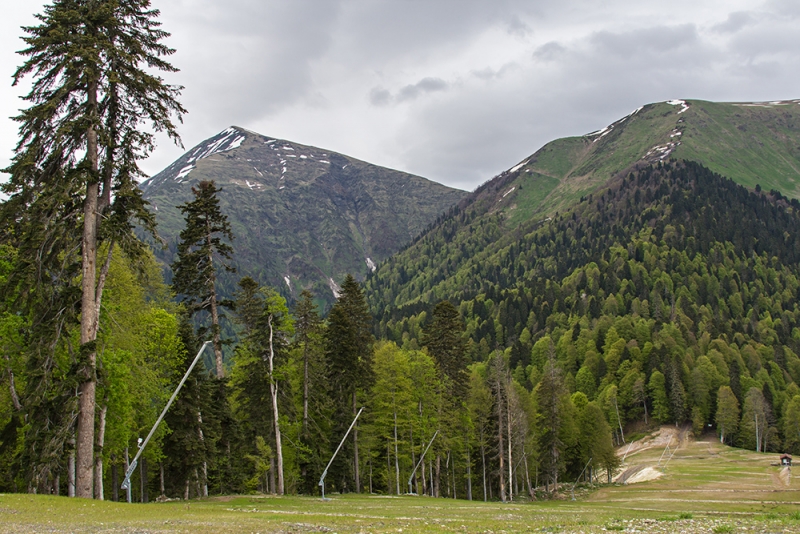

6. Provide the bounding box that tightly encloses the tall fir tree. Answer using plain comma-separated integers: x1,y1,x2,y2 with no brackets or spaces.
324,274,373,493
1,0,183,498
232,277,293,495
171,180,234,378
292,289,330,494
422,300,468,399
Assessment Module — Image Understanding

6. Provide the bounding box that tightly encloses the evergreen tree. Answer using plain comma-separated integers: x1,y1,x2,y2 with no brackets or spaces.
161,313,216,499
649,370,670,423
292,290,329,494
171,180,234,378
422,300,468,398
324,274,373,493
535,348,574,493
1,0,183,498
577,401,618,483
232,277,293,495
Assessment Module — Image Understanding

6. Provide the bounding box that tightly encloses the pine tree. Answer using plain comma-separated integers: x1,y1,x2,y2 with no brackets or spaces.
1,0,183,498
171,180,234,378
324,274,373,493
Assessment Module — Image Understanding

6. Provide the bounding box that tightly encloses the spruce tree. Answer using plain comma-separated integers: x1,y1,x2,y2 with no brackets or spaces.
324,274,373,492
422,300,468,399
171,180,234,378
1,0,183,498
232,276,293,495
292,289,329,493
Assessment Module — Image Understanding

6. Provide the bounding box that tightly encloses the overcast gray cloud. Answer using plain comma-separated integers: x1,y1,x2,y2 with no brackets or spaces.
2,0,798,192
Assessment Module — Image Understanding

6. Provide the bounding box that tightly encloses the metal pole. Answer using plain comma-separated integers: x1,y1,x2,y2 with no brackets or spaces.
121,341,212,495
319,407,364,500
407,430,438,495
571,457,592,500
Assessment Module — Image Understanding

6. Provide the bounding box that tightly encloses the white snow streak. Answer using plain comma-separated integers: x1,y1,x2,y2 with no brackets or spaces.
502,186,516,198
366,257,376,272
328,278,341,299
175,164,195,180
284,276,291,289
508,160,528,173
666,99,689,114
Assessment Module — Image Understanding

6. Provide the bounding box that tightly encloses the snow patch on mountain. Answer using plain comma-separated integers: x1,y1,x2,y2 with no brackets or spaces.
328,278,341,299
666,100,689,114
508,160,528,173
366,257,376,272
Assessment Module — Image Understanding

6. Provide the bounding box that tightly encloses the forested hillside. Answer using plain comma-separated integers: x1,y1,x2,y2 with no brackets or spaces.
367,161,800,451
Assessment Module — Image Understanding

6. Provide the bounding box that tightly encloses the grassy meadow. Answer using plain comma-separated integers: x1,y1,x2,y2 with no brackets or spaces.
3,429,800,533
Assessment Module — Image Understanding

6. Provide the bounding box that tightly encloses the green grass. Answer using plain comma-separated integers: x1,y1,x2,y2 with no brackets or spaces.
4,431,800,533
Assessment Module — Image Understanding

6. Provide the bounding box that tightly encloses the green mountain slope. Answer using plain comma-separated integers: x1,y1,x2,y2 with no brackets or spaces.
367,161,800,446
491,99,800,226
142,127,467,308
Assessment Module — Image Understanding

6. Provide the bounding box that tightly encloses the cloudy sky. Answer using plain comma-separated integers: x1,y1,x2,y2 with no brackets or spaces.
1,1,799,191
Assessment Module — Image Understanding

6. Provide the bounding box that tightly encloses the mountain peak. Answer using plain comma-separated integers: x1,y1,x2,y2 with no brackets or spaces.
141,127,467,307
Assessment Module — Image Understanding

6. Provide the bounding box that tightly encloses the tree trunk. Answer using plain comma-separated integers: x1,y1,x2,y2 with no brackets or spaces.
393,410,400,495
269,457,275,493
140,457,148,503
613,397,625,444
410,428,417,494
93,404,107,499
160,462,165,498
303,342,309,434
434,454,441,497
466,446,472,501
68,434,76,497
207,221,224,378
524,452,534,499
111,461,118,502
196,410,209,497
76,78,100,500
353,391,361,493
3,353,21,411
266,315,284,494
642,396,648,425
497,394,507,502
480,433,487,502
124,447,131,503
506,387,513,502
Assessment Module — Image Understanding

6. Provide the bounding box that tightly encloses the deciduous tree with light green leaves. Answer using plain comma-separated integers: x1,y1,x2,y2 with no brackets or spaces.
715,386,739,445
